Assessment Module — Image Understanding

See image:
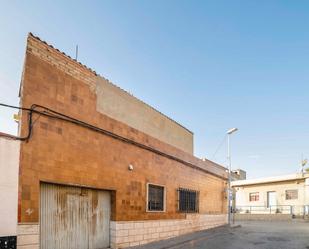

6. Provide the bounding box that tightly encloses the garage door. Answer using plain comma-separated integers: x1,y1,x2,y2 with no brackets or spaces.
40,183,111,249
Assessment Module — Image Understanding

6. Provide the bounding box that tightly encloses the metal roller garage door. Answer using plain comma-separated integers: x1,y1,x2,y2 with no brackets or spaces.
40,183,111,249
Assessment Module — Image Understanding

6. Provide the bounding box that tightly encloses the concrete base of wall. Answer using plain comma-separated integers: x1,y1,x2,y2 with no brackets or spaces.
17,215,227,249
110,214,227,249
234,214,292,221
17,224,39,249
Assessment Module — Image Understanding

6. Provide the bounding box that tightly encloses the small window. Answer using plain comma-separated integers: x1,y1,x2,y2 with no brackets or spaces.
249,192,259,202
286,190,298,200
147,184,165,211
178,188,199,213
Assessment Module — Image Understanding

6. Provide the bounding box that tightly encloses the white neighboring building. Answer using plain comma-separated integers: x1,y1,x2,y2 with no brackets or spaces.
0,135,20,246
232,173,309,216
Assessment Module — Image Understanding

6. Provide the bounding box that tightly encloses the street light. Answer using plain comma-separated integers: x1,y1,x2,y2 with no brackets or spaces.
227,128,238,135
227,127,238,226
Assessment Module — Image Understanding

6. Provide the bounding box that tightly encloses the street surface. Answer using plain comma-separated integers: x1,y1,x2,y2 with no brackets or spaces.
130,221,309,249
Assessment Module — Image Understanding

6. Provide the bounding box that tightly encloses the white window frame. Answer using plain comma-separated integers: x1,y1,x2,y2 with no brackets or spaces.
146,183,166,212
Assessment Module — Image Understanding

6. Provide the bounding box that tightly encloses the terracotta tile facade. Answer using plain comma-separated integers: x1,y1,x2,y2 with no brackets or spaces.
18,34,227,231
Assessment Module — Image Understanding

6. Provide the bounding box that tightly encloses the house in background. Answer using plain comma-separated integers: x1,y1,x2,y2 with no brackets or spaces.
232,173,309,217
0,135,20,248
0,33,228,249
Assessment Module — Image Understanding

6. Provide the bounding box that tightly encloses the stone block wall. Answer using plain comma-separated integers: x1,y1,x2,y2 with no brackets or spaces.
110,214,227,248
17,224,39,249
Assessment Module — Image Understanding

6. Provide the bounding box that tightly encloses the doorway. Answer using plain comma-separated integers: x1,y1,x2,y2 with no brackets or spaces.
267,191,277,208
40,183,111,249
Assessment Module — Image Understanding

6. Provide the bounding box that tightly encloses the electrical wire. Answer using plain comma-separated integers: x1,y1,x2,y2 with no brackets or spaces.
0,103,227,179
0,103,34,141
211,134,227,161
211,134,227,160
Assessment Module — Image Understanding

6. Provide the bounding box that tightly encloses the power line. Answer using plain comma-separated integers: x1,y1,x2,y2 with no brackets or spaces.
211,134,227,160
0,103,227,179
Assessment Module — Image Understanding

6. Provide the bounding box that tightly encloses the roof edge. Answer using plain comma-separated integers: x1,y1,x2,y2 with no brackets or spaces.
28,32,194,135
232,173,308,187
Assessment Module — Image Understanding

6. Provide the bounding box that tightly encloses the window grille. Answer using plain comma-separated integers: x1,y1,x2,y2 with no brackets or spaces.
249,192,259,202
148,184,164,211
285,190,298,200
177,188,199,213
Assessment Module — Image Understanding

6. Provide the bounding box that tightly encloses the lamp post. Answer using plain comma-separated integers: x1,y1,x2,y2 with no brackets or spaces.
227,128,238,226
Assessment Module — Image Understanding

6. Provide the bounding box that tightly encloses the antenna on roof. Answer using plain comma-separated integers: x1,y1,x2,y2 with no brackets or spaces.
75,45,78,60
301,153,307,176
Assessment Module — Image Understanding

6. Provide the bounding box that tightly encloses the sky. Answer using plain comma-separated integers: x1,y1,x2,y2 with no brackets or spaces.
0,1,308,179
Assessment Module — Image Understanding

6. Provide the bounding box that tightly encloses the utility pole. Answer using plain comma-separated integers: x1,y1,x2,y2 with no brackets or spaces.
227,128,238,226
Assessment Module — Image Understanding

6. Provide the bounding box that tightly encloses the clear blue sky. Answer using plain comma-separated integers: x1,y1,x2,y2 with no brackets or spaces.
0,1,308,179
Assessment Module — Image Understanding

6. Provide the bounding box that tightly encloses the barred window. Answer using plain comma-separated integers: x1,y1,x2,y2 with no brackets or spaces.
286,190,298,200
178,188,199,213
147,184,165,211
249,192,259,202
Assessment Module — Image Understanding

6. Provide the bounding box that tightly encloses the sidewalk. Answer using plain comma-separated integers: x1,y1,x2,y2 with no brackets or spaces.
128,225,230,249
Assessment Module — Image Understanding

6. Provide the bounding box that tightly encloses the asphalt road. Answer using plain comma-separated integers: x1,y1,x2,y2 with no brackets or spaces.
131,221,309,249
179,221,309,249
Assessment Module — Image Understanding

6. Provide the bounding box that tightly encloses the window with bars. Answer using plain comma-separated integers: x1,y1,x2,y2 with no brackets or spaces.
147,184,165,211
177,188,199,213
249,192,259,202
285,190,298,200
